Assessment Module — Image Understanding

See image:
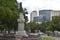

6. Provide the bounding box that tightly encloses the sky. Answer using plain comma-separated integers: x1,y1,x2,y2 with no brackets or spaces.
17,0,60,22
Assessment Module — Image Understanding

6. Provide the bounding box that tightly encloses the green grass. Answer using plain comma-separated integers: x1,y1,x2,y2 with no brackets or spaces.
38,37,55,40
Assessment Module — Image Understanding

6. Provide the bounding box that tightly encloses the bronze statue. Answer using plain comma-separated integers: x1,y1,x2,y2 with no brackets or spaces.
19,2,23,13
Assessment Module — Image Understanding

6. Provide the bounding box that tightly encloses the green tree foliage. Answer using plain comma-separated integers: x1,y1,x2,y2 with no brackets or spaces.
52,16,60,31
0,0,19,33
26,21,47,32
39,16,60,32
26,16,60,33
26,22,37,32
46,16,60,32
39,22,48,32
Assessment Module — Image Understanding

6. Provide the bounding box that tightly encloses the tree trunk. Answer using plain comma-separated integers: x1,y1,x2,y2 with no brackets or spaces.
1,30,2,33
8,29,10,34
14,30,16,34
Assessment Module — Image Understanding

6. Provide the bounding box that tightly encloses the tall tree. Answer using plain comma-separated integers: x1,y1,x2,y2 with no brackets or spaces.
0,0,19,33
46,16,60,32
26,22,37,32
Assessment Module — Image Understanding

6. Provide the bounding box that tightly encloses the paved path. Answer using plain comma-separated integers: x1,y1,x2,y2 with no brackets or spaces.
22,35,40,40
22,37,38,40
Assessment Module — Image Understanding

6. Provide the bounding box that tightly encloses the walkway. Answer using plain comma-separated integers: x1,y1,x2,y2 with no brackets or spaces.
22,35,40,40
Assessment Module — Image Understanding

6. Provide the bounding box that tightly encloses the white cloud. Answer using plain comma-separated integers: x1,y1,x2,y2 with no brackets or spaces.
17,0,60,11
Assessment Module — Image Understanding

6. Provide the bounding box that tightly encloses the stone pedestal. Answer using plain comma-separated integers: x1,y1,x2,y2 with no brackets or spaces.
15,13,28,40
16,31,28,37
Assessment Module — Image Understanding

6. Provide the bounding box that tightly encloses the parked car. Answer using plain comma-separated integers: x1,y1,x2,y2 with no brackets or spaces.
28,33,38,36
37,32,44,35
28,32,44,37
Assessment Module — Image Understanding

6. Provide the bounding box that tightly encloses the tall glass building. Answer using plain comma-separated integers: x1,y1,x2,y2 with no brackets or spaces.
33,10,60,23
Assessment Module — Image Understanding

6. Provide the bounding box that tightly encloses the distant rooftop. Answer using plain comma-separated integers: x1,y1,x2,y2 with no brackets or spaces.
32,11,37,12
39,9,60,11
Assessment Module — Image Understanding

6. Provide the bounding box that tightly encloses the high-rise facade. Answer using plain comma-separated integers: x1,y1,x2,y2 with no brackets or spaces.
51,10,60,20
30,11,37,21
33,10,60,23
39,10,51,21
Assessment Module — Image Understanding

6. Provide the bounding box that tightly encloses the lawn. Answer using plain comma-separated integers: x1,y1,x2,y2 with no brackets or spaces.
38,37,55,40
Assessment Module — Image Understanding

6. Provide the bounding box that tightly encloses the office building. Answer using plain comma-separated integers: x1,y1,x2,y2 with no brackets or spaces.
30,11,37,21
33,10,60,23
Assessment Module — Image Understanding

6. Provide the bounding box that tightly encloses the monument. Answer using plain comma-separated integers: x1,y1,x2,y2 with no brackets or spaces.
16,2,28,40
